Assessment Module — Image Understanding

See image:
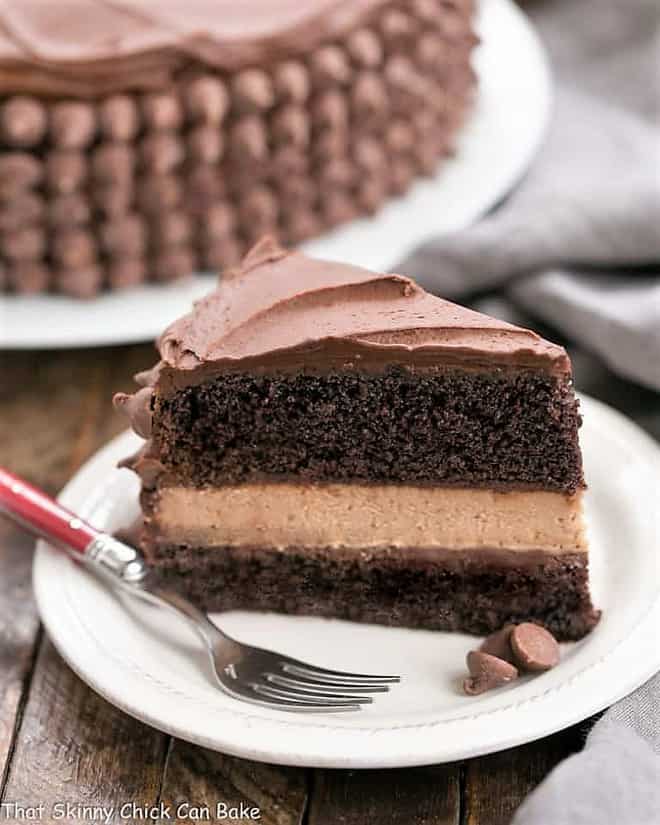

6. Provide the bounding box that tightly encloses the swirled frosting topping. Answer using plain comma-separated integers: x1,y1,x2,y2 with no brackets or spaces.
152,237,570,392
0,0,390,96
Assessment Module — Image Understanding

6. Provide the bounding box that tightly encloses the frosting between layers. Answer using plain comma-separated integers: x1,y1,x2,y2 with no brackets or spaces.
150,483,587,553
0,0,391,95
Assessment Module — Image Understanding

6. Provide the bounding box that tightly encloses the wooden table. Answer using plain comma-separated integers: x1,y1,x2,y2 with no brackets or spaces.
1,335,658,825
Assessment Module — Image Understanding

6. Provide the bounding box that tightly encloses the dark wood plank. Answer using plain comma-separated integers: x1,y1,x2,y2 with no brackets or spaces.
308,765,460,825
1,638,169,823
1,349,103,490
0,522,40,793
463,727,583,825
159,741,308,824
69,344,157,457
1,346,171,819
0,349,111,795
0,344,155,488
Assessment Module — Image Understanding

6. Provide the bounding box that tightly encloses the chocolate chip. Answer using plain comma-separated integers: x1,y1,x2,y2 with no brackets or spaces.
92,143,134,184
6,261,50,294
99,95,139,142
1,97,47,147
151,211,192,247
2,226,46,261
187,125,224,164
113,386,153,438
510,623,560,672
479,624,516,665
271,105,309,148
50,101,97,149
310,46,352,87
140,133,185,175
48,193,90,227
140,92,183,132
152,246,195,283
0,153,43,192
185,76,229,124
231,69,275,112
273,61,310,104
107,258,147,290
0,192,44,232
54,265,103,299
51,228,97,269
229,116,267,162
45,151,87,195
352,72,389,118
100,214,147,257
347,29,383,68
463,651,518,696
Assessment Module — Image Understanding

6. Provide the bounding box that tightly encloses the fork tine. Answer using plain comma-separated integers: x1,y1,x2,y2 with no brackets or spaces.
282,662,400,686
254,681,372,704
267,672,390,694
250,682,367,708
221,680,361,713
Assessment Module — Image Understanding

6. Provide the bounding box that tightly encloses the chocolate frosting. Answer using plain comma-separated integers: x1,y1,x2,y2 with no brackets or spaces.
161,236,569,375
0,0,390,96
114,237,571,443
113,386,153,438
118,441,165,489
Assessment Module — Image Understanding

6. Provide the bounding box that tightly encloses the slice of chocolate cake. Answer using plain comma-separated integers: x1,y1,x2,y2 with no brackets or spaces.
115,238,599,640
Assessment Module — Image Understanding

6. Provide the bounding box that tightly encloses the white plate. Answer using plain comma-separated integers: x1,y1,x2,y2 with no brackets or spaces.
33,396,660,768
1,0,551,350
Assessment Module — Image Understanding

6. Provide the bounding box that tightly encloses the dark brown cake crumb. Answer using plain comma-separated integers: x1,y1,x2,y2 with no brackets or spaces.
153,367,584,491
140,523,600,641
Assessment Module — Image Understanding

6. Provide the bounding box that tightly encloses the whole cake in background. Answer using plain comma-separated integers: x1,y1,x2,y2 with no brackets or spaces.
0,0,477,297
114,238,600,641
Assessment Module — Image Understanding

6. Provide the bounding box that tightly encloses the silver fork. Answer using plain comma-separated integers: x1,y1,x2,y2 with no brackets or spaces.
0,468,400,713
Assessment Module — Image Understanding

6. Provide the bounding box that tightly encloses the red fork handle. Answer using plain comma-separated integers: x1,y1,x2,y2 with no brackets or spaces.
0,467,99,557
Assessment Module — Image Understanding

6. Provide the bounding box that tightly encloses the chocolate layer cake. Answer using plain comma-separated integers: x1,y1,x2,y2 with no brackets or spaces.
115,238,600,640
0,0,476,296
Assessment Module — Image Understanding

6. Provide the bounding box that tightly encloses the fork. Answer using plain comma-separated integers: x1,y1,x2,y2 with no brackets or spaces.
0,468,400,712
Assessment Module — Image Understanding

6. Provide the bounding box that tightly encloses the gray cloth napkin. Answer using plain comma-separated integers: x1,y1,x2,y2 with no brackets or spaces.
513,673,660,825
401,0,660,391
401,0,660,821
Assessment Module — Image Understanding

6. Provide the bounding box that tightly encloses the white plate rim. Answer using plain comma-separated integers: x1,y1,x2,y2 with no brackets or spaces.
32,395,660,768
1,0,552,350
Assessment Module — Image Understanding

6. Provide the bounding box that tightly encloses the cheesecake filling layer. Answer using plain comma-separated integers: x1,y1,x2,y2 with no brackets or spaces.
150,484,586,553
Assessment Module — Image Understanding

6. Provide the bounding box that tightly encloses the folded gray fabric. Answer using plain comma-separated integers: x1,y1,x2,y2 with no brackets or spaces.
512,672,660,825
401,0,660,390
512,270,660,389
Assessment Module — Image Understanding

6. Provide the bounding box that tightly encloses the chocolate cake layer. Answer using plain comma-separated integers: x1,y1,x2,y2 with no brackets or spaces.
0,1,477,295
141,542,600,641
152,367,583,491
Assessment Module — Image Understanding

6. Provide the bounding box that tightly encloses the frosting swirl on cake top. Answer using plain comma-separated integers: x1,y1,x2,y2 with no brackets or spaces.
152,237,570,390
